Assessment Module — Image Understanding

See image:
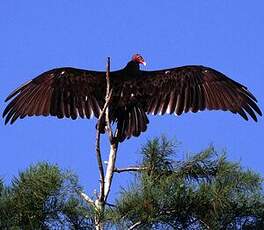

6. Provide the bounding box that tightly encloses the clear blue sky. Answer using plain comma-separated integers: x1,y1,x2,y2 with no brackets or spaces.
0,1,263,199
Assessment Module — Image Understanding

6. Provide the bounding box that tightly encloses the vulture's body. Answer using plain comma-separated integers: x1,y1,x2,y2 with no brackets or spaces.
3,54,262,142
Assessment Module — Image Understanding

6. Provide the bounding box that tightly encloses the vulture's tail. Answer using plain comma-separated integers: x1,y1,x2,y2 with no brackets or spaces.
115,105,149,142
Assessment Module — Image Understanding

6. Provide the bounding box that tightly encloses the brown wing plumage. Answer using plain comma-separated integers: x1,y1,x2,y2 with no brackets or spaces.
3,62,262,142
3,67,106,124
131,65,261,121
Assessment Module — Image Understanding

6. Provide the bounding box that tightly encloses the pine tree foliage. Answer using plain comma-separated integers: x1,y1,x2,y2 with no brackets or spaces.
0,138,263,229
0,162,95,229
112,137,264,229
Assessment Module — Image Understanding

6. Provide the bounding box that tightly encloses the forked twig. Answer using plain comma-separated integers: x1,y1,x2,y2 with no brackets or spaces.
104,57,119,202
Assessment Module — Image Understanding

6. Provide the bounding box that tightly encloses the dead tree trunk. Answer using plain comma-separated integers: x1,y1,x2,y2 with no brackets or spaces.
93,57,118,230
79,57,142,229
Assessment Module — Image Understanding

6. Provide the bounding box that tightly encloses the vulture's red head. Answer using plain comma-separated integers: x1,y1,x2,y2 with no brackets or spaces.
132,54,146,66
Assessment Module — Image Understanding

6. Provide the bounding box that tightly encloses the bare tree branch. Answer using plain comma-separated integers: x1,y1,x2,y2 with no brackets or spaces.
114,166,148,173
104,141,118,201
94,57,114,230
129,221,143,230
105,202,116,208
94,101,106,230
77,190,95,206
84,57,119,229
69,57,118,230
105,57,114,143
103,57,119,202
97,89,113,122
95,57,115,204
199,219,210,229
95,121,105,203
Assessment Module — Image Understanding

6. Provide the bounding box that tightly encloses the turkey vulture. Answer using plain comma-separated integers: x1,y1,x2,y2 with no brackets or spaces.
3,54,262,142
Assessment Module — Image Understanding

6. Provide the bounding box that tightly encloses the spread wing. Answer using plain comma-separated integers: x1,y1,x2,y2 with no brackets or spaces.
3,67,106,124
133,66,262,121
